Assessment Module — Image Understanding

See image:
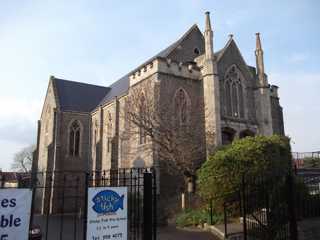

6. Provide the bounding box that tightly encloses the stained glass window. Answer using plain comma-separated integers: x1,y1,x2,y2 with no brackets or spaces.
224,65,245,119
175,89,189,125
139,95,147,144
69,120,80,156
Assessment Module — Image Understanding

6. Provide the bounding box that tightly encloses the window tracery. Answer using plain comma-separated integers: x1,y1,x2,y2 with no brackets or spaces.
174,88,190,126
69,120,81,157
224,65,245,119
106,112,112,152
139,94,147,144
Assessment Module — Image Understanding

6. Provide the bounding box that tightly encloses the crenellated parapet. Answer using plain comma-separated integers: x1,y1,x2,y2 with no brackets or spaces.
129,57,201,86
270,85,279,98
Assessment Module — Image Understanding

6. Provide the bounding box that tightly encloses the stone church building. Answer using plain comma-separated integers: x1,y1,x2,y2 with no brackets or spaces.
33,12,284,212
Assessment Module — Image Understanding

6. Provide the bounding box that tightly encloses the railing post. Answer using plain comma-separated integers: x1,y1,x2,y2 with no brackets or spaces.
242,174,247,240
152,169,157,240
83,172,89,240
224,202,228,239
29,171,37,238
210,199,213,225
0,174,5,188
143,172,153,240
287,172,298,240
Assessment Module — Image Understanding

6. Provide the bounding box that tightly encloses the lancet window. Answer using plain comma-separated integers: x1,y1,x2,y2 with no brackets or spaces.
224,65,245,119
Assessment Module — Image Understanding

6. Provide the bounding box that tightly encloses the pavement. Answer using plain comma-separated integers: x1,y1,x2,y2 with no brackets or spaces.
32,214,220,240
158,226,220,240
298,218,320,240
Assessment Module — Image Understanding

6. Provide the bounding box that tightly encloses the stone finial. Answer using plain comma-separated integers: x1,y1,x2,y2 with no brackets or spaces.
271,85,279,98
256,32,262,51
255,32,266,86
204,11,214,60
166,58,172,66
228,34,234,39
205,11,212,31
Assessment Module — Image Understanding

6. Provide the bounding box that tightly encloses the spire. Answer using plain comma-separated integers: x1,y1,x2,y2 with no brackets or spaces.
202,11,222,153
255,32,266,85
255,32,263,52
205,11,212,31
204,11,214,60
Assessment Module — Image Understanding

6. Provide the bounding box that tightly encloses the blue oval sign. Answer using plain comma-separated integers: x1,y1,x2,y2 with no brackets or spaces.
92,190,124,214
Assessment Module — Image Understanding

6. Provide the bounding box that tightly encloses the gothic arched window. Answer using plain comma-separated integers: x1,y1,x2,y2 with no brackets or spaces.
174,88,190,125
238,82,244,118
139,94,147,144
231,82,239,117
69,120,81,157
225,80,232,116
106,112,112,152
223,65,245,119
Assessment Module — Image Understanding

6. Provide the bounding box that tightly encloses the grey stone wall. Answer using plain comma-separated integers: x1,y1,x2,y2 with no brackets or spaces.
217,40,257,124
167,26,204,63
37,80,57,172
270,96,285,135
157,72,206,220
158,72,206,167
57,111,91,171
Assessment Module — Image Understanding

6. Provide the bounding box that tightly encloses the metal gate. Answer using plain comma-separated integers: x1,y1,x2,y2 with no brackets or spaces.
223,168,320,240
0,168,157,240
240,171,296,240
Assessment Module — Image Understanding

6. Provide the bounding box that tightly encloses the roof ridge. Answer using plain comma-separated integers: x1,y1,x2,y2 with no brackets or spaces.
163,24,202,57
98,24,205,108
53,77,109,89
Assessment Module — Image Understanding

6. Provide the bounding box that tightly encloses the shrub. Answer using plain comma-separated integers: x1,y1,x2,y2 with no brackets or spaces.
197,135,292,203
175,208,223,227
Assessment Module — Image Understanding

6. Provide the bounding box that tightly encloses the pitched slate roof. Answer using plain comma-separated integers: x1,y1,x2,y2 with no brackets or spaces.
99,24,206,106
52,77,110,112
52,24,230,111
98,74,130,105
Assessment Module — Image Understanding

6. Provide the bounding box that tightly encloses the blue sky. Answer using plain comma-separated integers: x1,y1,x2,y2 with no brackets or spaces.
0,0,319,170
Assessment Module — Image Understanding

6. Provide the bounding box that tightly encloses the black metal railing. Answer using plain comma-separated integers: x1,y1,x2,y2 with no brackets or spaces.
0,168,157,240
292,151,320,169
220,167,320,240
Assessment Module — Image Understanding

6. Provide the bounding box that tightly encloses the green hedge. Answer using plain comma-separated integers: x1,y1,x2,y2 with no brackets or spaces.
197,135,292,202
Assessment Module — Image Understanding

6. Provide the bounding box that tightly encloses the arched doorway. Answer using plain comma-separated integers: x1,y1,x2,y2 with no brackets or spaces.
239,129,255,139
222,127,236,145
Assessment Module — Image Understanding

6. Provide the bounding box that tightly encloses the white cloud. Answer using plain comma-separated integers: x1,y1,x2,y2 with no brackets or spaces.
0,96,42,123
0,97,40,171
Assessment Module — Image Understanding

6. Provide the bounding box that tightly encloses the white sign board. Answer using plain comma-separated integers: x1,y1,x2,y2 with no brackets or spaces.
0,189,32,240
87,187,127,240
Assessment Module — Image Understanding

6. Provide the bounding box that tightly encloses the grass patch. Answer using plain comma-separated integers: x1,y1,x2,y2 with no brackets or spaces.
176,208,223,227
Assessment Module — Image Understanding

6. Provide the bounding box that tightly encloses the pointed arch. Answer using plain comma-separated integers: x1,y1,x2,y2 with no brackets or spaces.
239,129,255,139
238,82,245,118
231,82,239,117
225,80,232,116
106,111,112,152
139,93,147,144
221,127,236,145
174,88,191,126
68,120,82,157
223,64,246,119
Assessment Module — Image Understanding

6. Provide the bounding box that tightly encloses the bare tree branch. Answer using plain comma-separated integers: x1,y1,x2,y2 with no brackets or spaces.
121,80,212,179
11,145,35,172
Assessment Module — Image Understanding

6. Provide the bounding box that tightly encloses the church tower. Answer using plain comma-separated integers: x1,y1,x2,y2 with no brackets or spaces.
255,33,273,136
202,12,222,157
